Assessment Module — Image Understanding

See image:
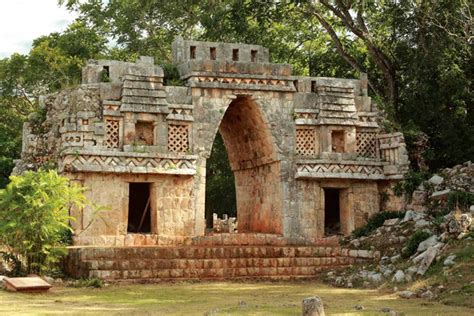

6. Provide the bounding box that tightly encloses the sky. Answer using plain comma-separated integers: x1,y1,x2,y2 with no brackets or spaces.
0,0,78,58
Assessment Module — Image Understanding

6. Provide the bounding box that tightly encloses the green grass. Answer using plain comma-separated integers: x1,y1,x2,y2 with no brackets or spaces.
1,281,473,315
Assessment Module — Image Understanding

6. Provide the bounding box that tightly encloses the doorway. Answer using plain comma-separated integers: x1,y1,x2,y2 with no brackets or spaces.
127,183,151,233
324,188,341,235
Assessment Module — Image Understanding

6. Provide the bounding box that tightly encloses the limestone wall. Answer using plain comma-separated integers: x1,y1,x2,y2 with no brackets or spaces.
295,179,380,239
67,172,195,246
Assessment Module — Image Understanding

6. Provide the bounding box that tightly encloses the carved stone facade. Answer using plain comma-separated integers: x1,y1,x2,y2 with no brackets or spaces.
18,38,408,249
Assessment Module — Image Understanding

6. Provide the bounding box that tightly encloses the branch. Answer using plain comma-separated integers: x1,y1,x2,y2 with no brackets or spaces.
308,7,378,95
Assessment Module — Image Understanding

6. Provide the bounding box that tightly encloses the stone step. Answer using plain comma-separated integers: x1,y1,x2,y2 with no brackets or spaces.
65,245,378,280
71,245,372,261
85,255,356,271
87,264,357,280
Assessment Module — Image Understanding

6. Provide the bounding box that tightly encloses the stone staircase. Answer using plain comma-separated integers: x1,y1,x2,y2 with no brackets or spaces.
65,241,379,281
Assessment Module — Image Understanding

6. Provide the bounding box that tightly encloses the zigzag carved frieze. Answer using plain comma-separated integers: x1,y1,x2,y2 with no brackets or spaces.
296,162,385,180
196,76,290,87
61,154,196,175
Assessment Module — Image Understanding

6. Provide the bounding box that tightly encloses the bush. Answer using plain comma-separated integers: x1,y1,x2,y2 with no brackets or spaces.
352,211,406,238
393,170,429,199
447,191,474,212
402,230,431,258
0,170,87,275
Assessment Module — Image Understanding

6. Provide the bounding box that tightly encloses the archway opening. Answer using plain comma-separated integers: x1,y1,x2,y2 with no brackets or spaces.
205,96,283,234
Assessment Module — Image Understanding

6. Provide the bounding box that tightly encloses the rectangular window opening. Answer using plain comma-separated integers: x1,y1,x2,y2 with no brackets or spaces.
210,47,216,60
232,49,239,61
101,66,110,82
190,46,196,59
251,49,258,62
128,183,152,233
324,188,341,236
331,130,345,153
311,80,317,93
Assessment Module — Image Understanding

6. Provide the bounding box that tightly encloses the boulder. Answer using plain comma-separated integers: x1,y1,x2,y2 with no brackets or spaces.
384,218,400,226
420,290,435,300
367,272,383,283
414,218,430,228
431,189,451,200
392,270,406,283
443,255,456,267
417,247,439,276
417,235,438,253
302,296,325,316
401,210,423,223
399,290,416,299
428,175,444,186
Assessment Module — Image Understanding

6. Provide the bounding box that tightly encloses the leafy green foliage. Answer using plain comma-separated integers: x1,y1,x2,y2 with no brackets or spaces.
393,170,429,198
205,132,236,228
447,191,474,212
0,170,87,275
352,211,406,238
162,63,185,86
402,230,432,258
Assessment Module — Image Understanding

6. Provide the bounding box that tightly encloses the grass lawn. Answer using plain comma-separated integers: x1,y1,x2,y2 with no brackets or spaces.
0,281,472,315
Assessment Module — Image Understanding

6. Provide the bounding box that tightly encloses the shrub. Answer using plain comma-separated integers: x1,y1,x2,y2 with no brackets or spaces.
402,230,431,258
393,170,429,199
352,211,406,238
0,170,87,275
447,191,474,212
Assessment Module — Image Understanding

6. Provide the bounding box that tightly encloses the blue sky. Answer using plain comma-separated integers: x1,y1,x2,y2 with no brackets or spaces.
0,0,77,57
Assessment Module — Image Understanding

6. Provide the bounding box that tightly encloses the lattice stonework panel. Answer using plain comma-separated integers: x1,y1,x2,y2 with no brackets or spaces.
168,124,189,153
296,127,316,156
356,131,377,158
105,119,120,148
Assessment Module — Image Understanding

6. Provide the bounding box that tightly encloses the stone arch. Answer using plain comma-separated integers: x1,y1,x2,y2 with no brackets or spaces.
210,95,283,234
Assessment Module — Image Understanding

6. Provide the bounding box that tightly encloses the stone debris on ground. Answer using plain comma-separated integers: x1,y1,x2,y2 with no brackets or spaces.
324,161,473,303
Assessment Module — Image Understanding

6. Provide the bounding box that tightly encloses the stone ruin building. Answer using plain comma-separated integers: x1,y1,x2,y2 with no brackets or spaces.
18,38,409,279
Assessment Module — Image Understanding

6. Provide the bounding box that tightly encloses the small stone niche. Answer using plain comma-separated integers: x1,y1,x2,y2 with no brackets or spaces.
135,121,154,145
190,46,196,59
331,130,345,153
251,50,258,62
232,49,239,61
210,47,217,60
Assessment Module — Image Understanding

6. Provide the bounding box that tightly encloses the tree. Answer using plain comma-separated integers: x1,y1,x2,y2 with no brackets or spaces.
0,21,108,187
0,170,87,275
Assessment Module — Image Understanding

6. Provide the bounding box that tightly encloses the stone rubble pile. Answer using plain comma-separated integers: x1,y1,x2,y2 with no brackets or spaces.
325,161,474,301
409,161,474,212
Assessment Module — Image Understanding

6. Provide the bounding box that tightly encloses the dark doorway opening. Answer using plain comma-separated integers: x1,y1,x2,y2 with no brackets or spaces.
128,183,151,233
324,188,341,235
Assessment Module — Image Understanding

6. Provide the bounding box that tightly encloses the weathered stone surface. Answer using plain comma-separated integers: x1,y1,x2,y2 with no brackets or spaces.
302,296,325,316
428,174,444,186
417,247,439,276
417,235,438,252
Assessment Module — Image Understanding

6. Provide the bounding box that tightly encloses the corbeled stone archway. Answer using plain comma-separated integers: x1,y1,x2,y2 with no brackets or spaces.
217,95,283,234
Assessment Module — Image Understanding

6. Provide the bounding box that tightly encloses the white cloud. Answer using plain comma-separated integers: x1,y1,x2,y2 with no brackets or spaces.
0,0,77,57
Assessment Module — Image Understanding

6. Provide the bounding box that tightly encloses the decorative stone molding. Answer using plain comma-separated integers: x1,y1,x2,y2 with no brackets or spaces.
295,160,385,180
59,149,197,175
